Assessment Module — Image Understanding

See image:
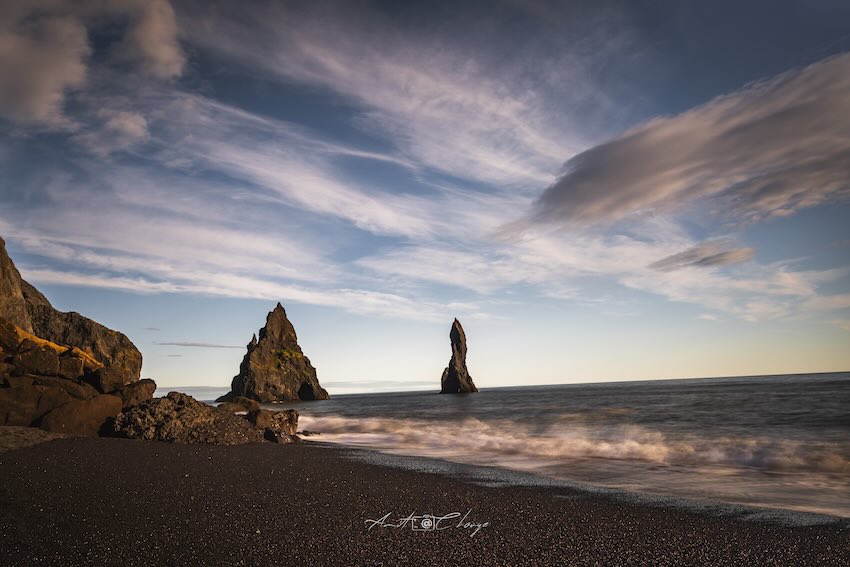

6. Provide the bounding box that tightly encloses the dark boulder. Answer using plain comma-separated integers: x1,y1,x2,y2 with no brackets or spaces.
440,318,478,394
0,385,47,426
83,366,131,394
263,428,300,444
40,394,122,436
29,375,99,400
246,408,298,436
115,378,157,408
110,392,262,445
216,396,260,414
217,303,328,403
3,375,33,388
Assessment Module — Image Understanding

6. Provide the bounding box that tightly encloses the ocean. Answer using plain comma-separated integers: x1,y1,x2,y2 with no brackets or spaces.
286,372,850,519
164,373,850,518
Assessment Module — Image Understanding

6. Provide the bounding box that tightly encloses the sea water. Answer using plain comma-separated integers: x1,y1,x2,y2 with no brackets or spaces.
290,372,850,518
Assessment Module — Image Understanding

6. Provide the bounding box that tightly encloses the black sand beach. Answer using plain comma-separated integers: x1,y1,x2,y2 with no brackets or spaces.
1,436,847,566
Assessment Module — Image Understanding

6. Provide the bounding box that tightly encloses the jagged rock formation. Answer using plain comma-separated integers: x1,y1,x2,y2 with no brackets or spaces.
217,303,329,403
440,318,478,394
111,392,263,445
0,237,142,380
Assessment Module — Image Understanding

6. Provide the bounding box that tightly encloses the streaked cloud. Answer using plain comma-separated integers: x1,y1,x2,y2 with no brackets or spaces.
528,53,850,226
182,1,620,188
650,243,755,271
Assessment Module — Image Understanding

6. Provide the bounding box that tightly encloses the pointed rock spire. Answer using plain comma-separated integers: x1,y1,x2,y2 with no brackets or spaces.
217,303,329,402
440,318,478,393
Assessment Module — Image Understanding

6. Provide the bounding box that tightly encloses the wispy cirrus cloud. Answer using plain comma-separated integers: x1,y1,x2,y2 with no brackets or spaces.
649,242,755,271
526,53,850,227
18,266,481,322
181,1,626,188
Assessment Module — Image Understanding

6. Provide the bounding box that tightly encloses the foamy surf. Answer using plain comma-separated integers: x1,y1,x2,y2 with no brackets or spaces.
293,373,850,517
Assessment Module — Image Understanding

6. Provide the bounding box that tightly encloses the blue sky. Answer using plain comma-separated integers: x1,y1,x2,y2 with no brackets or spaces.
1,0,849,392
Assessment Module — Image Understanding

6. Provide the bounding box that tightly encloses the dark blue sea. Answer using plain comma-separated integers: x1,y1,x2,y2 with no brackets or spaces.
174,372,850,517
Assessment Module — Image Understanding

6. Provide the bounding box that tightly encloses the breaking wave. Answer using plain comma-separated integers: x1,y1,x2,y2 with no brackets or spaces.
299,414,850,475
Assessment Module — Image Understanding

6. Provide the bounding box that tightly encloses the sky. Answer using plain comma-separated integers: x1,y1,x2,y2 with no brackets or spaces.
1,0,849,393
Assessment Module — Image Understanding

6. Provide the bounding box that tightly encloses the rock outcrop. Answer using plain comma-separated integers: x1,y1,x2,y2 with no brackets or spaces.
217,303,329,403
0,318,155,433
440,318,478,394
110,392,263,445
0,237,142,380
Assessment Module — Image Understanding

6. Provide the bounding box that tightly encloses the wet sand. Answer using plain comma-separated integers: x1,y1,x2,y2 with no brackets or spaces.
0,436,847,566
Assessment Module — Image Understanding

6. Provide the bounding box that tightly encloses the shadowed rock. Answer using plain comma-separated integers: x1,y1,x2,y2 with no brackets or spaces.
440,318,478,394
217,303,328,403
110,392,262,445
246,408,298,436
115,378,157,408
39,394,122,436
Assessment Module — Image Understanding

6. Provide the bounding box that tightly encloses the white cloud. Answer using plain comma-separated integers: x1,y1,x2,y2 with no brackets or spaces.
528,53,850,226
115,0,185,79
0,5,89,126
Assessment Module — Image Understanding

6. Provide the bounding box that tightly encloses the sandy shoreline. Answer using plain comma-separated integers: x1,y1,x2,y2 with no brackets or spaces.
1,436,847,566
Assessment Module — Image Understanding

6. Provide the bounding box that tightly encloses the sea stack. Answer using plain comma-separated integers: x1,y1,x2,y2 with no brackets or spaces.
440,318,478,393
217,303,329,403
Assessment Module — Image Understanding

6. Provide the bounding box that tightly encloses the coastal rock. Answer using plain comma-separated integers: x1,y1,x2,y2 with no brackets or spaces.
440,318,478,394
30,375,99,400
110,392,262,445
25,297,143,382
83,366,131,394
216,396,261,414
0,318,102,380
246,408,298,436
0,236,143,380
39,394,122,436
12,340,60,376
115,378,157,408
0,384,49,426
263,428,300,444
217,303,329,403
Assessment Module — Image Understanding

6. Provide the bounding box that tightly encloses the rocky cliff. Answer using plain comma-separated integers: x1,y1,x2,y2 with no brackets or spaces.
0,237,142,380
440,318,478,393
218,303,329,402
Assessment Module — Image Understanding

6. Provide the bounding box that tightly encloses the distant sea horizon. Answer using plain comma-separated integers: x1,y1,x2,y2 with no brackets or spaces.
155,369,850,400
